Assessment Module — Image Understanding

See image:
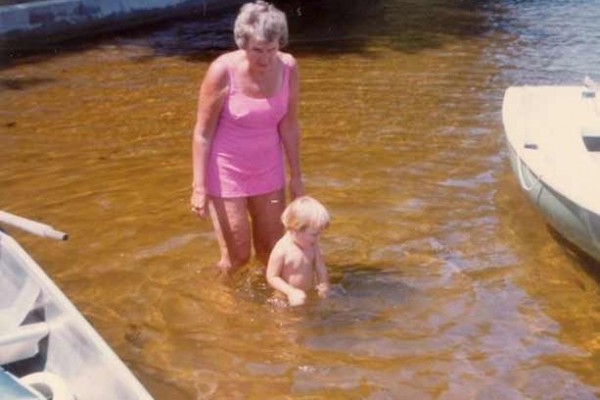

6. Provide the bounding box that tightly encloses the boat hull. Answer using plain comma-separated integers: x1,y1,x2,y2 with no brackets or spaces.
0,231,153,399
502,84,600,264
507,141,600,263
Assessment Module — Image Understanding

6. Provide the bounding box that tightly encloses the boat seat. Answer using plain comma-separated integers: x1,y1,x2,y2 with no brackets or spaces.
0,322,49,365
0,277,41,331
0,276,47,365
0,275,47,365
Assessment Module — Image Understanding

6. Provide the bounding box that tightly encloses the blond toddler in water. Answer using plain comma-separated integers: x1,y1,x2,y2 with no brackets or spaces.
266,196,330,306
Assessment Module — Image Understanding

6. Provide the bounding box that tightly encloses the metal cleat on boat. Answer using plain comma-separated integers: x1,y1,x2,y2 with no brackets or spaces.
583,76,598,99
584,76,598,91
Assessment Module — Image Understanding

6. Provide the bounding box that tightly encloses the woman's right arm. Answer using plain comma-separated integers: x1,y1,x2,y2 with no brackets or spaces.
191,58,228,218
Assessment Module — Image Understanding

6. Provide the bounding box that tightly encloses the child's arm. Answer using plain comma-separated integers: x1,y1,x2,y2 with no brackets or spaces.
266,246,306,306
314,244,330,298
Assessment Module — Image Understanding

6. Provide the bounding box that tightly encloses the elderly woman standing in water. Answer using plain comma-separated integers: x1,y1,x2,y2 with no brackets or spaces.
191,1,304,274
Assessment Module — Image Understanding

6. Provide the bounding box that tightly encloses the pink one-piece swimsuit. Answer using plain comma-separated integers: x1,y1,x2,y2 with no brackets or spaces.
206,57,291,198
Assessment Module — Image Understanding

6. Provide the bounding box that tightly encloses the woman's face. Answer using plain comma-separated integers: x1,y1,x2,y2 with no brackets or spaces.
245,37,279,70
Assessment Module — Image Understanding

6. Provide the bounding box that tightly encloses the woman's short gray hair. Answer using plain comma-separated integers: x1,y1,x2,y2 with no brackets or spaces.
234,1,288,49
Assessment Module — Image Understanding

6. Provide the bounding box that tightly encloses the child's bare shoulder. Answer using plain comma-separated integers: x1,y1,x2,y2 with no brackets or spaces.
270,235,292,257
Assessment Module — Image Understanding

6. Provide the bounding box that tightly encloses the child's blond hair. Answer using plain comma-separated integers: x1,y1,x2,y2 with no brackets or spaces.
281,196,330,231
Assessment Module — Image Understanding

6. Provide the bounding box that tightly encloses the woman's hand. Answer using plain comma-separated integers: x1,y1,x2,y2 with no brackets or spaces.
288,176,305,200
287,288,307,307
191,190,208,218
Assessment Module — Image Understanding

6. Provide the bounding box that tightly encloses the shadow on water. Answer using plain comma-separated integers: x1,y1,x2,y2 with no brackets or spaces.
283,0,494,55
311,264,418,328
0,76,57,91
329,264,417,302
233,262,417,325
1,0,497,69
547,227,600,286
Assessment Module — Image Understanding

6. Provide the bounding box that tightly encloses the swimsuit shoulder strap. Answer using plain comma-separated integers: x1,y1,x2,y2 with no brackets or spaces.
279,54,293,95
226,59,239,94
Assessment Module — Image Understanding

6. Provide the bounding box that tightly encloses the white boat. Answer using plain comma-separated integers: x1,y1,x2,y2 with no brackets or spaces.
0,211,154,399
502,79,600,264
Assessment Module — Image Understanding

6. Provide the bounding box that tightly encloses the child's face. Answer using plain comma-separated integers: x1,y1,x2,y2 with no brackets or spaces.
290,226,322,249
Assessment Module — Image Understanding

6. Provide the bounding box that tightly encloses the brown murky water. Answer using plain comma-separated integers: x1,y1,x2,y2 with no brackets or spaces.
2,0,599,398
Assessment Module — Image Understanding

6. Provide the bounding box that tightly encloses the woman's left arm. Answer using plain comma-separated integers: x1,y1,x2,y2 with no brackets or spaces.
279,55,304,200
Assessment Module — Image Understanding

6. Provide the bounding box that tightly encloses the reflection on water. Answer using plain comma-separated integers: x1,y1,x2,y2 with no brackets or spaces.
1,0,600,398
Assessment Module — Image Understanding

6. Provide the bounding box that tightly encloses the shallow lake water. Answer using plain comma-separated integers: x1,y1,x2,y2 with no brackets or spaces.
1,0,599,398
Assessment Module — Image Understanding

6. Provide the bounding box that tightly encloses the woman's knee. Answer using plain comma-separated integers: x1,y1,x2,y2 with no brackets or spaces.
210,196,252,268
